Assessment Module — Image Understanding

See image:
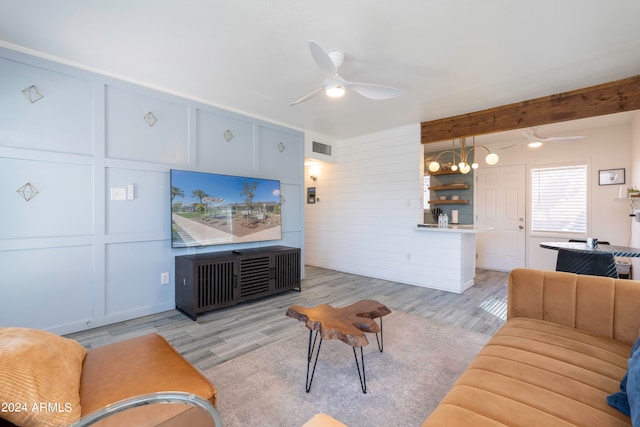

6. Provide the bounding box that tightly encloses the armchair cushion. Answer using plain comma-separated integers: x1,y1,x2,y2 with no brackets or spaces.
0,327,87,427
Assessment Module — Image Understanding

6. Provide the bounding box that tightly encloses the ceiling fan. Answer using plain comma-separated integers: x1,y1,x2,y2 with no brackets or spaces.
289,40,403,106
501,128,585,149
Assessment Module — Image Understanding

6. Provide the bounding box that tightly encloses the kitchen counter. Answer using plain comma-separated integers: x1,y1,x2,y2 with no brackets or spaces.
413,223,493,293
416,224,494,233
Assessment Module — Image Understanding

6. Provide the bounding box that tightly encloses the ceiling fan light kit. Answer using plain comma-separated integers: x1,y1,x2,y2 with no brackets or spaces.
325,85,346,98
427,137,498,174
289,40,402,106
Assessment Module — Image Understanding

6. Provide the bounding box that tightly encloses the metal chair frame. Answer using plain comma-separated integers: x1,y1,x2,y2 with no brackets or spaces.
70,391,222,427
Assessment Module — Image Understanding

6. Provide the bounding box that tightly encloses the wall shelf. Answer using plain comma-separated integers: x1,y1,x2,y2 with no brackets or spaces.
429,184,470,191
428,170,462,176
430,200,470,205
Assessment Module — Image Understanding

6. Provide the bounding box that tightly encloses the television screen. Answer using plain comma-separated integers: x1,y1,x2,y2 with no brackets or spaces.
170,169,282,248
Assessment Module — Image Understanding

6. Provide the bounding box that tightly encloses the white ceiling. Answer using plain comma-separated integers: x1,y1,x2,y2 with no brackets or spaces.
1,1,639,140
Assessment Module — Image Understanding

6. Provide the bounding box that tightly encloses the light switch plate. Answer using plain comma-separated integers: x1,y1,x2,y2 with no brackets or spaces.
110,187,126,201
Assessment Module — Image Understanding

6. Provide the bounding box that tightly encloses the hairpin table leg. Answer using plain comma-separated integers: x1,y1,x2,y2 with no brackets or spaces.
306,330,323,392
374,316,384,352
353,346,367,393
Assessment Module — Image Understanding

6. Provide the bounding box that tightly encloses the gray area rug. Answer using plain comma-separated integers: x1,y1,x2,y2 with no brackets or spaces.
204,310,491,427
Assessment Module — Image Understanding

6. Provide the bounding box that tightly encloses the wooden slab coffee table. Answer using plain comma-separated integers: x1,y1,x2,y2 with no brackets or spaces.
286,299,391,393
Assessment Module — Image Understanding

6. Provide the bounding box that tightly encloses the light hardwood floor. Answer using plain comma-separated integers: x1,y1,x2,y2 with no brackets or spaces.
67,266,509,371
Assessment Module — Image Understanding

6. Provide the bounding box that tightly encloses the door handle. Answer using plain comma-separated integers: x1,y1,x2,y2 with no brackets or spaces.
519,225,524,230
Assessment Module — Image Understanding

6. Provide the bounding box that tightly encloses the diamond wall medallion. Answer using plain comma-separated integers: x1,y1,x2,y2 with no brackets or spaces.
144,112,157,127
16,183,39,201
223,129,234,142
22,85,44,103
277,142,286,153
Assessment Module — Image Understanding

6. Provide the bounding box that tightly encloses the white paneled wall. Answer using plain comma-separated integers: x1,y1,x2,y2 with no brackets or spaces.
305,124,421,275
0,47,304,334
305,124,473,291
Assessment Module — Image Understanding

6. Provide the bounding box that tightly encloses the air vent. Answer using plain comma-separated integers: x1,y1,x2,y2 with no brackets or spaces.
312,141,332,156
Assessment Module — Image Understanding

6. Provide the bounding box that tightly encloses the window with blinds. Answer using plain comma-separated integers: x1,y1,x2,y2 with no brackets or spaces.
531,164,587,233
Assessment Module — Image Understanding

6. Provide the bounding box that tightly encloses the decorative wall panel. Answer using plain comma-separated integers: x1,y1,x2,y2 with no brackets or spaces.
105,86,189,164
0,246,93,330
106,168,169,236
105,241,174,316
196,108,255,174
280,182,302,232
0,157,93,239
0,58,93,155
258,126,303,181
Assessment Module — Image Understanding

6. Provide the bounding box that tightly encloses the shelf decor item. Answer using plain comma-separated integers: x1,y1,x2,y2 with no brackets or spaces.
598,168,625,186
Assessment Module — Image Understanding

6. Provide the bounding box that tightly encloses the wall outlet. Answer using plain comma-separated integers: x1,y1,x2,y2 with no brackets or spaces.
160,272,170,285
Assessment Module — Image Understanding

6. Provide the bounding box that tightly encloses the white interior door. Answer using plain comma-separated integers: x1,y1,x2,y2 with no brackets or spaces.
475,164,526,271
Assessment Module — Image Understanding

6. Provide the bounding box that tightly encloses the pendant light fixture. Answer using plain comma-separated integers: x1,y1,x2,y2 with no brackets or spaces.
427,136,498,174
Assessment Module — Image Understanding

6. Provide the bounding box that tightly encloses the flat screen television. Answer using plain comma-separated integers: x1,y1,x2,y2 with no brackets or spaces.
170,169,282,248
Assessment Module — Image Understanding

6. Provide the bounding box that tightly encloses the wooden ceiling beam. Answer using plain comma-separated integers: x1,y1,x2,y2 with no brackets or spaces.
421,74,640,144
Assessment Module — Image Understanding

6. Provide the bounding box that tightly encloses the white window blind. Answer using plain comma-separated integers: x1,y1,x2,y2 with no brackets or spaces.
531,164,587,233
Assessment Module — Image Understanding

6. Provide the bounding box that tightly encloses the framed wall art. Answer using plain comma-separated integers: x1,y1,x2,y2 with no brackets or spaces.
598,168,625,186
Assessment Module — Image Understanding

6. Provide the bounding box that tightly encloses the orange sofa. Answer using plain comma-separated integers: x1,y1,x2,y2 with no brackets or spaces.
422,267,640,426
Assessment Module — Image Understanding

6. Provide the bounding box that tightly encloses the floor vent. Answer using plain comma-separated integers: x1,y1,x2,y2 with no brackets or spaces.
312,141,332,156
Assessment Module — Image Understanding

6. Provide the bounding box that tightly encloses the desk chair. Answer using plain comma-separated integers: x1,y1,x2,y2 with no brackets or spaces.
568,239,633,279
555,249,618,278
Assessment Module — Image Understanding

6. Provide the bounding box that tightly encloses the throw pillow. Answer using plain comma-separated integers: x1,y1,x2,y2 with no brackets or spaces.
0,327,87,427
628,344,640,426
608,336,640,418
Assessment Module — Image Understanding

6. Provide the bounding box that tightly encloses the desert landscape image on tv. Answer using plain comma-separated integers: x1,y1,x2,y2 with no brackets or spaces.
170,170,282,248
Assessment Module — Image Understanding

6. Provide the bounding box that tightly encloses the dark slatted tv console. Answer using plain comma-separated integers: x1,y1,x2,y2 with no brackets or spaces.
175,246,301,320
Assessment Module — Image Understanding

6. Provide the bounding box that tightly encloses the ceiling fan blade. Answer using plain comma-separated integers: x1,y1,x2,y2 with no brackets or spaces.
522,129,585,143
544,135,585,143
308,40,336,76
349,82,402,100
289,87,323,106
500,141,525,150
